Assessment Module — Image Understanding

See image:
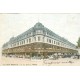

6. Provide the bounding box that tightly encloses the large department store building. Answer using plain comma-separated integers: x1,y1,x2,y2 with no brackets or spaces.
2,22,78,59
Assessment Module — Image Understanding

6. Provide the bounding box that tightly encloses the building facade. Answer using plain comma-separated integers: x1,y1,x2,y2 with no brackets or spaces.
2,22,78,59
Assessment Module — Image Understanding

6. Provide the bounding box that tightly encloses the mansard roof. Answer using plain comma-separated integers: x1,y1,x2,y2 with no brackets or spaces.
3,22,76,47
9,22,45,43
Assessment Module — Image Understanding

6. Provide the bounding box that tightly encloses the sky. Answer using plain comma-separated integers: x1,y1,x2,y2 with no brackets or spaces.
0,13,80,55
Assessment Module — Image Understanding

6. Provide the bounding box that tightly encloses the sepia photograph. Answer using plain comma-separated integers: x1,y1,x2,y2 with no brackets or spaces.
0,13,80,66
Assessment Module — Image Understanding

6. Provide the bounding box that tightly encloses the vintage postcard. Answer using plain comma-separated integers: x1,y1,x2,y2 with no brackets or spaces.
0,13,80,66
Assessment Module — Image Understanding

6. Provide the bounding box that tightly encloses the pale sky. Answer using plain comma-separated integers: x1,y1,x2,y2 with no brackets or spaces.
0,13,80,54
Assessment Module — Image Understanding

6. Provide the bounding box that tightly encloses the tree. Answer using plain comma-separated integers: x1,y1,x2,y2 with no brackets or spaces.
77,37,80,47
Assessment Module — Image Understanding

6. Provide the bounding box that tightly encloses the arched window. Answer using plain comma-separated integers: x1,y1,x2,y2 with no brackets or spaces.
27,39,28,43
49,39,51,43
20,41,21,45
23,40,25,44
17,42,19,46
29,38,31,43
54,41,55,44
34,37,36,41
38,36,40,41
52,40,53,43
58,42,60,45
22,41,23,44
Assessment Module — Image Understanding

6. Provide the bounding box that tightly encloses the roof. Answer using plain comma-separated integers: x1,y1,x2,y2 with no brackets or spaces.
3,22,76,47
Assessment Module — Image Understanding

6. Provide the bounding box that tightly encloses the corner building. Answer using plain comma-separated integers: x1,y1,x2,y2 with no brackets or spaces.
2,22,78,59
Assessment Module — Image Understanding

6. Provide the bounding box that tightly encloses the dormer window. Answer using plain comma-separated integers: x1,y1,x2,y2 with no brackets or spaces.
46,32,48,35
36,30,43,34
27,33,32,36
